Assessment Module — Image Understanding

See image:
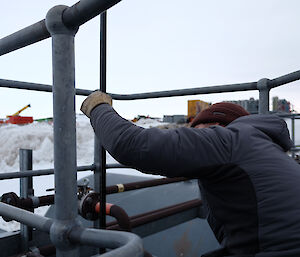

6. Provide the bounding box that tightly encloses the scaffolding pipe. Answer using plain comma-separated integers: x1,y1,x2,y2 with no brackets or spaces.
0,165,94,180
69,227,143,257
46,6,79,256
269,70,300,88
0,20,49,56
0,202,143,257
1,70,300,100
0,78,92,95
258,78,270,114
63,0,121,29
19,149,33,251
0,0,122,56
0,202,52,232
111,82,258,100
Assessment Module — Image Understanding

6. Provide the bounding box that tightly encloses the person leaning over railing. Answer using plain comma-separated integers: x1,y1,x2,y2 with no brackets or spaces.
81,91,300,257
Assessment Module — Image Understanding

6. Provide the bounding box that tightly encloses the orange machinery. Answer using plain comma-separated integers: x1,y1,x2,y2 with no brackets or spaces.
0,104,33,125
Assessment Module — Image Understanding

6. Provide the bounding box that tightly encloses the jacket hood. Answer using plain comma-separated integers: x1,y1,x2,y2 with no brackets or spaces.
229,114,293,152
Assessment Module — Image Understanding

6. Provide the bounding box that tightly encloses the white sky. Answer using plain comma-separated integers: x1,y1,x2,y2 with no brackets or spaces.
1,0,300,119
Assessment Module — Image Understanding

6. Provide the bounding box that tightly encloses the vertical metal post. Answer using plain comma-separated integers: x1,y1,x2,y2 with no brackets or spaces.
19,149,33,251
291,115,296,159
93,11,107,254
257,78,270,114
46,6,79,257
94,11,107,229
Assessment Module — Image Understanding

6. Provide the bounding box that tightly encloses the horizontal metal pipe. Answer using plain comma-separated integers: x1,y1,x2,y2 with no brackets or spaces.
269,70,300,88
11,178,189,209
0,203,142,256
0,202,52,232
63,0,122,29
19,195,54,208
0,78,258,100
0,20,49,56
106,177,189,194
0,0,122,56
0,164,94,180
109,82,258,100
69,226,143,257
0,79,92,96
105,163,128,169
107,199,202,230
2,72,300,103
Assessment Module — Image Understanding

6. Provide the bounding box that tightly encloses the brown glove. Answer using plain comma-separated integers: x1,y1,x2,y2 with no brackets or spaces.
80,91,112,118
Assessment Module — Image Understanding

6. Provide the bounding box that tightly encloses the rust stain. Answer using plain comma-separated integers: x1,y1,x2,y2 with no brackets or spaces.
174,230,192,257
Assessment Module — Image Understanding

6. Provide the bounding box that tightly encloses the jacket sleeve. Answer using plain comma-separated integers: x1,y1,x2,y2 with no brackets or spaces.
90,104,232,178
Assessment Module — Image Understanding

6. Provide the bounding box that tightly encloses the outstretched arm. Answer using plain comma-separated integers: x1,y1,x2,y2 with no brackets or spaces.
90,104,232,178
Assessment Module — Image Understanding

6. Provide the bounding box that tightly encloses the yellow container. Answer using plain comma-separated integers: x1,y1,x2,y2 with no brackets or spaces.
188,100,210,119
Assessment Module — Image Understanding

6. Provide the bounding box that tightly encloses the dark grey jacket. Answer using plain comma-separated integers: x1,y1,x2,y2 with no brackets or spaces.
91,104,300,257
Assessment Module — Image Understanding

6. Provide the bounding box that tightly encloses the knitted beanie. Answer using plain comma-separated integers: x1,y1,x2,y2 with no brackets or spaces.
190,102,250,127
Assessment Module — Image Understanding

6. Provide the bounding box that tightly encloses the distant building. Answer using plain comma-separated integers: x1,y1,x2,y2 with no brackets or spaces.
226,98,259,114
163,115,187,124
226,97,291,114
272,96,291,113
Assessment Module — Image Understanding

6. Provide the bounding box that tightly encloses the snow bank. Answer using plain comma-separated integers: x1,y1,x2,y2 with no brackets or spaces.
0,116,166,231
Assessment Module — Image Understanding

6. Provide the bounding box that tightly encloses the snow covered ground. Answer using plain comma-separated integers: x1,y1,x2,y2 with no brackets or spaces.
0,115,167,231
0,115,299,232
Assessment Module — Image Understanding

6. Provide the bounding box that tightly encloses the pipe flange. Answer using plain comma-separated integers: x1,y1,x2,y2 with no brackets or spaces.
78,192,100,220
1,192,20,221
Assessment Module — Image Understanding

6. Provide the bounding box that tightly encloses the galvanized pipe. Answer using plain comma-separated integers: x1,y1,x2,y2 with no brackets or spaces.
1,72,300,100
0,202,143,257
0,0,122,56
110,82,258,100
0,20,49,56
63,0,121,29
0,202,52,232
0,165,94,180
257,78,270,114
0,79,257,99
46,6,79,256
0,78,92,95
68,227,143,257
269,70,300,88
19,149,33,251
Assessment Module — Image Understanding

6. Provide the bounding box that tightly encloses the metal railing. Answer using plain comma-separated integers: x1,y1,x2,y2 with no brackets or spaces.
0,1,143,257
0,0,300,256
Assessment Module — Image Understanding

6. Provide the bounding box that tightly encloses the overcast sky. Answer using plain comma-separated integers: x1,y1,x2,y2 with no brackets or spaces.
1,0,300,119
